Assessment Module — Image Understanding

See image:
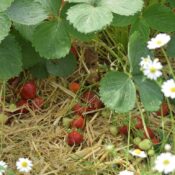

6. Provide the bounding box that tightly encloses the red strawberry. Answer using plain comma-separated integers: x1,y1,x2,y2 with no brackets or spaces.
72,103,87,115
71,116,85,129
31,96,44,110
69,82,80,93
82,91,103,110
71,46,78,58
21,81,37,100
67,130,84,146
144,127,155,139
151,137,160,145
16,99,29,114
119,125,128,136
156,103,169,116
134,116,143,129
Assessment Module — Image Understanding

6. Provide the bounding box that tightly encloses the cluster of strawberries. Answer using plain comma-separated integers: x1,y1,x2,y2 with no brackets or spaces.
66,82,103,146
16,81,44,114
119,103,169,146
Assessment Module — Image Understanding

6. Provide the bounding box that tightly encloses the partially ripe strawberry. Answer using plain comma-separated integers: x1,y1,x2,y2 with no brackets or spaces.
71,116,85,129
71,46,78,58
16,99,29,114
151,137,160,145
67,130,84,146
82,91,103,110
72,103,87,115
31,96,44,110
119,125,128,136
69,82,80,93
144,127,155,139
134,116,143,129
21,81,37,100
156,103,169,116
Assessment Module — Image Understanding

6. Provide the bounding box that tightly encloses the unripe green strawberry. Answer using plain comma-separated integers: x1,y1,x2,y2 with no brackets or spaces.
133,137,142,145
63,118,73,128
148,149,155,156
109,125,118,136
139,139,152,151
0,114,8,124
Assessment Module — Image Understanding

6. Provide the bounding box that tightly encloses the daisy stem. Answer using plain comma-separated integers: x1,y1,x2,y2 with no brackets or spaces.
127,112,132,161
161,48,175,79
136,99,150,139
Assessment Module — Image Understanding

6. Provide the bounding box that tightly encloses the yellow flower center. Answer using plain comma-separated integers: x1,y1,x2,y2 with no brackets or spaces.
170,87,175,93
156,40,162,45
21,162,28,168
134,149,142,155
150,67,156,73
163,159,170,166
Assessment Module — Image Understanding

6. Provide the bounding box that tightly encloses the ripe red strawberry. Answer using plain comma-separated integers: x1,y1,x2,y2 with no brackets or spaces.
134,116,143,129
69,82,80,93
67,130,84,146
119,125,128,136
71,116,85,129
16,99,29,114
72,103,87,115
31,96,44,110
71,46,78,58
156,103,169,116
144,127,155,139
21,81,37,100
82,91,103,110
151,137,160,145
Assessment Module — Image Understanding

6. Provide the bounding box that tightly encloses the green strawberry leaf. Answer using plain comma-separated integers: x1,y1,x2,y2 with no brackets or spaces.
130,18,150,41
100,71,136,113
35,0,62,16
167,34,175,57
128,32,152,75
143,4,175,32
14,23,37,42
0,0,14,12
32,20,71,59
66,3,113,33
7,0,48,25
30,60,49,79
46,52,77,77
112,13,138,27
66,0,93,3
0,35,22,80
98,0,144,16
134,75,163,111
0,13,11,43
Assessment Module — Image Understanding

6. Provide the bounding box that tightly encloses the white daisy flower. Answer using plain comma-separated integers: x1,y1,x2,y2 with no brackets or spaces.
140,55,152,69
161,79,175,99
16,158,33,173
129,149,147,158
0,161,8,175
143,59,163,80
154,152,175,174
147,33,171,49
165,144,172,152
119,170,134,175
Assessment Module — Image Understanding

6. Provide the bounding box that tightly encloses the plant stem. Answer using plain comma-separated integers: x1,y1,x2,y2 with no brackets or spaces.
93,39,127,73
127,112,131,161
161,48,175,79
136,99,150,139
